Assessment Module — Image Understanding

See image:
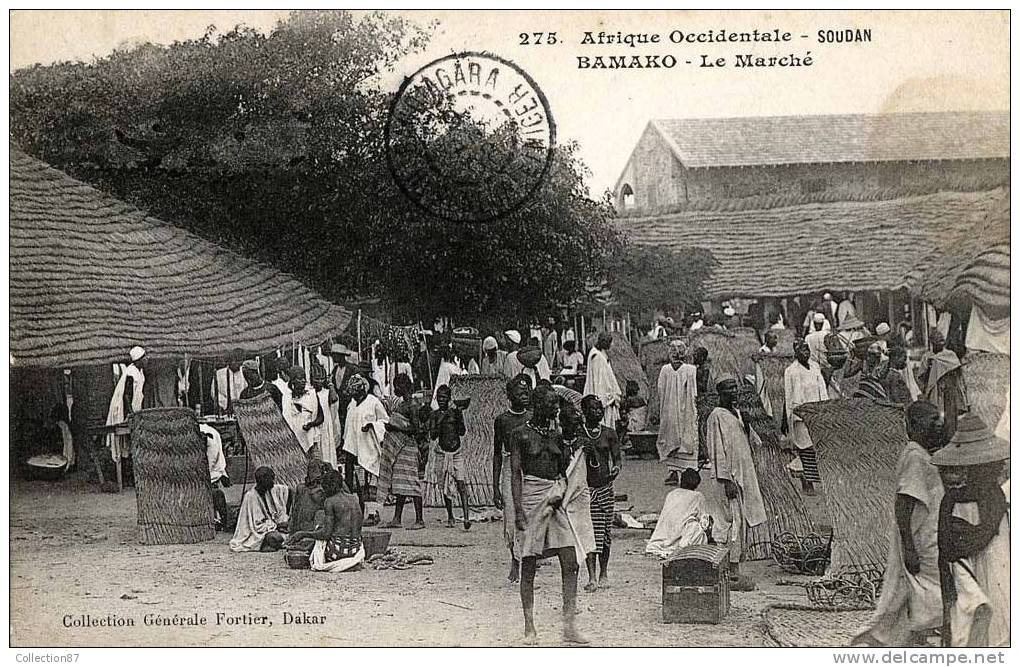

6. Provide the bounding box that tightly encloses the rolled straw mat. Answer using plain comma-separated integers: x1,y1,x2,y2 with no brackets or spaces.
130,407,215,545
763,604,871,647
233,393,308,488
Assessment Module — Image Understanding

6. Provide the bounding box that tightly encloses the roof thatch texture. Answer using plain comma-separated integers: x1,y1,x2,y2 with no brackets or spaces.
647,111,1008,169
10,150,352,368
620,188,1008,299
902,191,1010,310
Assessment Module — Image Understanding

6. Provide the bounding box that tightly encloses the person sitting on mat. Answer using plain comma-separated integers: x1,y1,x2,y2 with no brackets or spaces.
288,468,365,573
229,466,290,553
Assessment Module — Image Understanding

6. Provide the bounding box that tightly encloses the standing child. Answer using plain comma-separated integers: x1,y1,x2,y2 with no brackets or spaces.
429,385,471,530
619,379,647,433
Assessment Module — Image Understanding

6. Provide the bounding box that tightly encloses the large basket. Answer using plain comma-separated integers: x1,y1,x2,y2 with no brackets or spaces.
689,327,761,383
233,393,308,489
130,407,215,545
751,352,795,429
796,399,906,570
362,529,392,558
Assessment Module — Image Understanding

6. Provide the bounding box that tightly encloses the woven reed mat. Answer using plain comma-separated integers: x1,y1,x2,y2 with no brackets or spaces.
233,393,308,489
606,333,651,411
962,352,1009,430
763,604,871,647
796,399,906,570
690,328,760,384
423,374,503,507
129,407,214,545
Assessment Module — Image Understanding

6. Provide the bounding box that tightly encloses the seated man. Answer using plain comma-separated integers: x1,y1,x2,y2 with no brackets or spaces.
288,468,365,572
286,461,330,558
645,468,714,559
229,466,290,553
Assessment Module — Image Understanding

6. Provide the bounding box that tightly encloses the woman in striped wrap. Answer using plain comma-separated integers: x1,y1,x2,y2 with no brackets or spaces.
378,373,426,529
578,394,622,592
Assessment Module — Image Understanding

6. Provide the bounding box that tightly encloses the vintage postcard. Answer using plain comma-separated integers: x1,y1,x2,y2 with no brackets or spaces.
7,8,1010,654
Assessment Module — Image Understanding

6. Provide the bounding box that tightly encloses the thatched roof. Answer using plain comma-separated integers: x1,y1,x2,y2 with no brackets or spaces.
10,149,352,368
620,188,1009,300
646,111,1008,169
902,191,1010,310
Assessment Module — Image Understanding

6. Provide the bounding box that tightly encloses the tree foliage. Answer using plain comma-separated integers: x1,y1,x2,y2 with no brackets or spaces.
11,10,627,326
605,245,716,317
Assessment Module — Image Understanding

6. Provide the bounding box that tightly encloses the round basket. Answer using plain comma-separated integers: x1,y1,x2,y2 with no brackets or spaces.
763,604,872,647
284,549,311,569
362,529,392,558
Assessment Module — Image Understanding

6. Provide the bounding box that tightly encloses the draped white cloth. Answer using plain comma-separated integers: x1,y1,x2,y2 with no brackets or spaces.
655,363,698,464
342,394,389,477
105,363,145,459
229,484,290,552
584,348,621,429
645,488,711,559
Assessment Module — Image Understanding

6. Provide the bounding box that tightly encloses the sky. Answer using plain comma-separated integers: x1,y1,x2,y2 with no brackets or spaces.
9,9,1010,196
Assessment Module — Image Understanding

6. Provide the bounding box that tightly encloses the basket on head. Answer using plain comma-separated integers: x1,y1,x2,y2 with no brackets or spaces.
129,407,215,545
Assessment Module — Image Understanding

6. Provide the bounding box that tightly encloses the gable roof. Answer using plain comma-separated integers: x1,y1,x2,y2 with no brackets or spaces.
644,111,1009,169
10,149,352,368
620,188,1009,300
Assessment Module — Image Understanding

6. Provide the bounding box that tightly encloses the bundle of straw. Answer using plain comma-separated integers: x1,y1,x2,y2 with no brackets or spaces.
752,352,795,429
690,327,761,384
423,374,505,507
795,398,906,570
129,408,215,545
605,334,651,407
638,338,671,425
233,393,308,489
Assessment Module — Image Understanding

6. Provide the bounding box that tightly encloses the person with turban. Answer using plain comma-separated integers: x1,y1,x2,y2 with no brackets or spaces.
916,328,969,441
656,338,699,486
284,364,324,462
105,345,149,464
479,335,509,377
309,361,340,469
783,339,828,494
238,359,283,411
805,312,831,368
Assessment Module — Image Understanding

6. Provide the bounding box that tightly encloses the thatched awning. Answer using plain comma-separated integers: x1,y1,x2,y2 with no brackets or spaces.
902,191,1010,311
10,149,352,368
619,188,1008,300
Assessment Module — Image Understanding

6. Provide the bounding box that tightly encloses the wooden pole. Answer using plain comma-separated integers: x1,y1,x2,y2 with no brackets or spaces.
357,309,363,359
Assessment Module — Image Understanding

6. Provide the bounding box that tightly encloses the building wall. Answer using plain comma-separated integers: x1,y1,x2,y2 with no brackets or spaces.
615,129,1009,210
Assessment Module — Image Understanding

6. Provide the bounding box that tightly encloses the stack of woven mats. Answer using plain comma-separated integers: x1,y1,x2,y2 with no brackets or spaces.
130,407,215,545
233,393,308,488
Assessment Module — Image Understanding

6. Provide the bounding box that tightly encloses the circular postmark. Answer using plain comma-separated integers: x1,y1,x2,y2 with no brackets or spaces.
385,51,556,223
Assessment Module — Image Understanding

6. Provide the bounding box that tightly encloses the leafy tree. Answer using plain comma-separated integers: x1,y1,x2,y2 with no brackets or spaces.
600,245,716,318
8,10,668,328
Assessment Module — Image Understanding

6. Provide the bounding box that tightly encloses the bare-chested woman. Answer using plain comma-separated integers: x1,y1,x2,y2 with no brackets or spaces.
510,384,589,645
287,468,365,572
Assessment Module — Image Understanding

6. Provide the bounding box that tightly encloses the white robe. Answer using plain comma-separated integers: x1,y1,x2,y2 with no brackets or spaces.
705,407,767,557
317,388,340,469
342,394,389,477
200,423,228,483
286,384,320,453
211,368,247,412
784,360,829,450
584,348,621,429
105,363,145,459
645,488,711,558
656,363,698,466
229,484,290,552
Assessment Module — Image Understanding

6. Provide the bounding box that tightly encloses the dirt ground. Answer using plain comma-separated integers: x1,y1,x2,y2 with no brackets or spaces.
11,460,820,647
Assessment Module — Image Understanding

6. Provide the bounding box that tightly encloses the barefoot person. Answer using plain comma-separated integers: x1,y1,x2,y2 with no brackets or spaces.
289,468,366,572
342,374,389,524
379,373,427,530
656,339,699,486
493,374,533,582
705,379,767,590
230,466,290,553
578,395,621,592
510,383,591,645
428,384,471,530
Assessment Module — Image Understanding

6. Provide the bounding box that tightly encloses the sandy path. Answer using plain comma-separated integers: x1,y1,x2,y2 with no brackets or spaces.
11,461,813,647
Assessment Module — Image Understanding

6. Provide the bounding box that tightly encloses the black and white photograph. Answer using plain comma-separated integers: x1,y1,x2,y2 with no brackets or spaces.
6,8,1011,654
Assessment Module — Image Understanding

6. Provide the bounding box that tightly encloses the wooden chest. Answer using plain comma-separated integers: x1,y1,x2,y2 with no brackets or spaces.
662,545,730,624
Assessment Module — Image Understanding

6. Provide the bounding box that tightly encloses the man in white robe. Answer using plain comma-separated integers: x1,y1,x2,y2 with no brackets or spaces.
646,469,713,559
211,349,248,413
853,401,944,646
584,332,621,430
656,339,699,485
286,365,323,461
230,466,290,552
784,340,829,493
342,374,389,522
805,313,830,367
105,345,148,461
705,379,767,588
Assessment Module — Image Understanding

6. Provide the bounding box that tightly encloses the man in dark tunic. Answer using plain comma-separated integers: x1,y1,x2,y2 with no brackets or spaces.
493,374,532,583
510,384,589,645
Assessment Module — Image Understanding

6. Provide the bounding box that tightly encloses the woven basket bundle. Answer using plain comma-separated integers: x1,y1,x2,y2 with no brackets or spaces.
605,334,651,410
962,352,1009,431
638,338,671,425
689,327,760,384
130,407,215,545
233,393,308,489
796,398,906,570
423,374,505,507
752,353,795,429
